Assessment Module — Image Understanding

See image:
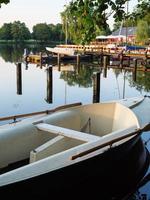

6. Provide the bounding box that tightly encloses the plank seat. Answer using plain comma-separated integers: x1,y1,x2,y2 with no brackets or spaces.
36,123,100,142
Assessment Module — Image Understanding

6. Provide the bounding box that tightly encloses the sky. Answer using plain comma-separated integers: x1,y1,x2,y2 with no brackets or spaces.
0,0,70,31
0,0,138,31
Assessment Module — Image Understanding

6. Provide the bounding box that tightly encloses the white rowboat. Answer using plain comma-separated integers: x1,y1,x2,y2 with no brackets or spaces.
46,47,75,56
0,96,149,198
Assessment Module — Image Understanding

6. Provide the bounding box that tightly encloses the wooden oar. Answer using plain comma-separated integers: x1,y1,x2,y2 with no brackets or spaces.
71,123,150,160
0,102,82,122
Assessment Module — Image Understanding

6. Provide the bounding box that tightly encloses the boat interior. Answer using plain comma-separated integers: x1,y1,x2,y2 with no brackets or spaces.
0,102,139,173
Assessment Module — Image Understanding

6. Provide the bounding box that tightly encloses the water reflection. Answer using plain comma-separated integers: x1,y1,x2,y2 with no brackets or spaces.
128,71,150,93
60,63,97,87
0,44,23,63
0,43,51,63
0,45,150,199
15,62,54,104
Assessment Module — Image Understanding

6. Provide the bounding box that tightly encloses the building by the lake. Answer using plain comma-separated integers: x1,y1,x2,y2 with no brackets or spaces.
95,27,136,45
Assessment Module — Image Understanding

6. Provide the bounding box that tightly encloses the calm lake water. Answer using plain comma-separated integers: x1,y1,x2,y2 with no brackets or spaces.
0,44,150,199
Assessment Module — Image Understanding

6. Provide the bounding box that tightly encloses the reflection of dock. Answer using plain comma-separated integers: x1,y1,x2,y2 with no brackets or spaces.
25,54,56,64
24,53,92,65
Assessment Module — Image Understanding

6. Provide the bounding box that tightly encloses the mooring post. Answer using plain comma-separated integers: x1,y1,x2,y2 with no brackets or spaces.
57,53,61,67
16,62,22,95
103,55,109,78
133,58,138,82
77,54,80,67
128,56,131,66
40,52,42,68
144,50,148,71
93,72,100,103
100,48,103,65
119,51,124,68
45,66,53,103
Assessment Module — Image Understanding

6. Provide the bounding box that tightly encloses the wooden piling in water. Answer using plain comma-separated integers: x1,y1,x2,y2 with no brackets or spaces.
57,53,61,67
77,54,80,66
103,56,108,78
93,72,100,103
40,52,42,68
144,50,148,71
99,47,103,64
119,52,124,68
45,66,53,103
133,58,138,82
16,63,22,95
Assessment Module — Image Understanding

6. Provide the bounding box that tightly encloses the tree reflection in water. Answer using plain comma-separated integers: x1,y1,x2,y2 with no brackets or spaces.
0,45,150,199
127,71,150,93
60,64,99,88
0,43,50,63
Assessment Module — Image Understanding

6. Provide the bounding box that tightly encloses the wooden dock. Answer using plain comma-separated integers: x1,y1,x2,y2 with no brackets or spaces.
23,44,150,72
56,44,150,58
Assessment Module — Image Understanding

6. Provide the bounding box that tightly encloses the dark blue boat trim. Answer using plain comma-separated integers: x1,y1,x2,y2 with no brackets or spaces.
0,135,149,199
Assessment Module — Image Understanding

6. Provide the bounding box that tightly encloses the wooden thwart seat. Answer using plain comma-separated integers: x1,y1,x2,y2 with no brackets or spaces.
35,123,100,142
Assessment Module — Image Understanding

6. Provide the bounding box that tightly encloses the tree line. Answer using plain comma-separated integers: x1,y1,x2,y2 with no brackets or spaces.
0,21,65,42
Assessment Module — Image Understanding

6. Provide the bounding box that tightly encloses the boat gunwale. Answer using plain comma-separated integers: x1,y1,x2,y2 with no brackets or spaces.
0,97,145,187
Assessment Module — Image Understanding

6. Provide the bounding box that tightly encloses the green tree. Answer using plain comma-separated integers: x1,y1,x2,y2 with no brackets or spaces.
0,0,9,7
61,0,128,44
32,23,51,42
131,0,150,20
120,0,150,44
143,13,150,26
48,23,65,42
48,23,55,41
53,23,65,42
11,21,31,41
136,20,149,44
0,23,13,40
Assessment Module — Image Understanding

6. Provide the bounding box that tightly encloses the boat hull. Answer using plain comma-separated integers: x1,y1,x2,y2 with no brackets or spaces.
0,135,149,199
